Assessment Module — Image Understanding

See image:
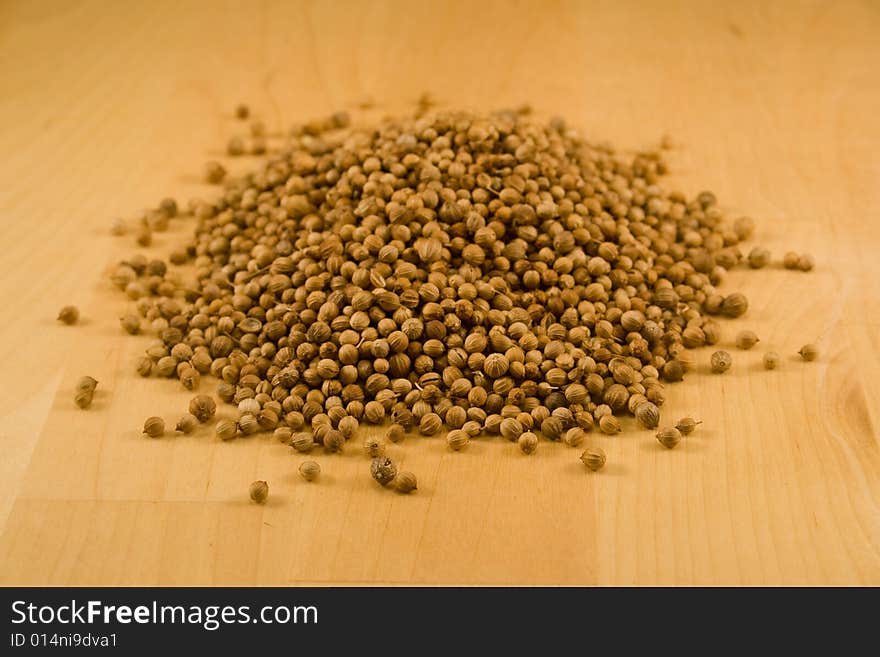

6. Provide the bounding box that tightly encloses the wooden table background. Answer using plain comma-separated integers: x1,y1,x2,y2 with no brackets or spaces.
0,0,877,586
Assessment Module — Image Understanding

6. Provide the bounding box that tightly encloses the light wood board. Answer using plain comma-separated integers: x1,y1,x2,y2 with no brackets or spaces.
0,0,878,585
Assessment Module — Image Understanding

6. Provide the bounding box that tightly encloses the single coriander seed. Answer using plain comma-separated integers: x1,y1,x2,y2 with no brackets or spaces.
235,103,250,119
656,427,682,449
299,461,321,482
110,218,127,236
747,247,771,269
563,427,586,447
143,416,165,438
227,136,245,156
136,356,153,377
249,480,268,503
735,330,760,350
371,457,397,487
386,423,405,443
446,429,469,451
598,414,621,435
395,471,418,494
675,417,701,436
580,447,606,472
238,414,259,435
783,252,800,269
204,161,226,184
710,350,732,373
215,419,238,441
797,254,814,272
323,429,345,453
189,394,217,422
76,376,98,393
291,432,315,452
499,417,524,441
720,293,748,318
798,343,818,361
518,432,538,455
57,305,80,325
120,313,141,335
274,427,293,444
763,351,780,370
363,436,385,457
634,401,660,429
420,412,442,435
74,388,95,409
175,413,199,434
135,225,152,246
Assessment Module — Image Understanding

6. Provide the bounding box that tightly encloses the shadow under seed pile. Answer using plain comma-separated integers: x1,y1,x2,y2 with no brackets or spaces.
112,108,780,459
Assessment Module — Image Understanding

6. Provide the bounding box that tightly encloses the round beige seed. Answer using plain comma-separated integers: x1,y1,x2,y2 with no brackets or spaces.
656,427,682,449
798,343,818,361
249,480,269,503
143,416,165,438
299,461,321,482
580,448,606,472
395,471,418,494
446,429,470,451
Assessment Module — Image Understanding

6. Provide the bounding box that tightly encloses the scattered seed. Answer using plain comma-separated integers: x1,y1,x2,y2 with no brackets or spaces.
249,480,268,503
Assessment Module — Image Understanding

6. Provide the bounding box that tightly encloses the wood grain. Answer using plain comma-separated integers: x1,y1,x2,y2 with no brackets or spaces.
0,0,877,585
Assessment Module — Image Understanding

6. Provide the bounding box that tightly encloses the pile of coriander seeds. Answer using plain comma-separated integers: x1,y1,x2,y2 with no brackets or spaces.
98,105,817,494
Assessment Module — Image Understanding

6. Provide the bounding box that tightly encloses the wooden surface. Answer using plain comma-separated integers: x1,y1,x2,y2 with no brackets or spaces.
0,0,878,586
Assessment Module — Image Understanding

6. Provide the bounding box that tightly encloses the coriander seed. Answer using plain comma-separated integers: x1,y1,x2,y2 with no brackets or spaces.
420,412,442,435
249,480,268,503
563,427,586,447
299,461,321,482
656,427,682,449
517,432,538,455
215,419,237,441
763,351,780,370
175,413,199,434
143,416,165,438
598,415,621,435
324,429,345,453
395,471,418,494
446,429,469,451
76,376,98,393
710,350,732,373
735,330,760,350
204,161,226,184
720,293,748,318
747,247,771,269
74,388,95,409
371,457,397,487
798,343,818,361
364,401,385,424
291,433,315,452
57,305,79,325
136,356,153,377
189,394,216,423
675,417,701,435
238,414,259,435
635,401,660,429
580,448,606,472
274,427,293,444
227,136,245,156
364,436,385,457
797,254,814,271
338,416,358,438
783,252,800,269
386,423,405,443
120,313,141,335
500,418,524,441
